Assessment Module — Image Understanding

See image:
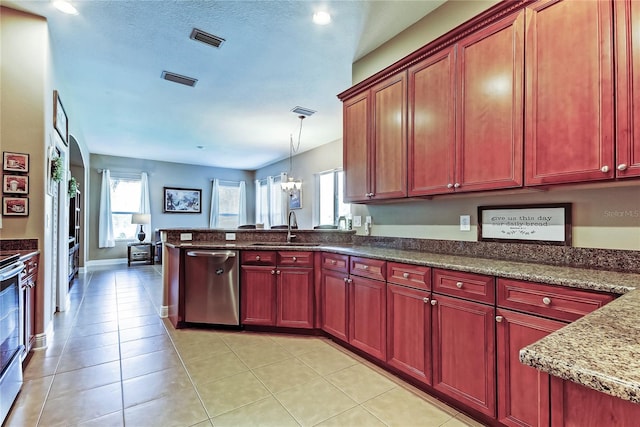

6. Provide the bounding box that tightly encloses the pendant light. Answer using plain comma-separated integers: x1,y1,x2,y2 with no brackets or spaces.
281,115,306,194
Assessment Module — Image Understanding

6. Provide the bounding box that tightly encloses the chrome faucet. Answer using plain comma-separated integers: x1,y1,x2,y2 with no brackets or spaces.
287,211,298,243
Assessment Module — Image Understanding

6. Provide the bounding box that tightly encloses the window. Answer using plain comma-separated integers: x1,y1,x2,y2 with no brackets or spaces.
318,169,350,226
110,176,142,240
217,181,242,228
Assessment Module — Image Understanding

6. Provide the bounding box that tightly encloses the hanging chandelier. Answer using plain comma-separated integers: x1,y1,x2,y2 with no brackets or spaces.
281,114,306,193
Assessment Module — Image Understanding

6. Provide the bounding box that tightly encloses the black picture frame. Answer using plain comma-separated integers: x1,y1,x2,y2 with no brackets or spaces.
54,90,69,146
163,187,202,213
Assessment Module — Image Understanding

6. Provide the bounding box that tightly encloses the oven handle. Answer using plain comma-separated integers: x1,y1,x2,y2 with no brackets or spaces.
0,262,25,281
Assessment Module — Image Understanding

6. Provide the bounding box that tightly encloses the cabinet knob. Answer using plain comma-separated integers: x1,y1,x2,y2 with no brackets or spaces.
402,272,410,279
430,299,437,306
331,260,337,265
348,278,353,284
542,297,551,306
271,270,276,275
363,265,369,270
276,270,281,275
344,277,348,282
617,164,628,171
423,297,429,303
496,316,504,323
256,255,261,261
292,256,297,262
447,183,454,189
601,165,610,173
454,183,460,188
456,281,463,289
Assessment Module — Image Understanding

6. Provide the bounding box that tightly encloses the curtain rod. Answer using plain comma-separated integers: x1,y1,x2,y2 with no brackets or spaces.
96,169,148,174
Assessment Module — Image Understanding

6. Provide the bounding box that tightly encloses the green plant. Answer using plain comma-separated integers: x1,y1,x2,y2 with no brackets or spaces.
68,176,78,198
51,156,63,182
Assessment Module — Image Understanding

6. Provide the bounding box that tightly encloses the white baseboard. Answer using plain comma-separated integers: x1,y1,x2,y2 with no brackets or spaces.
85,258,128,269
160,305,169,318
32,321,54,350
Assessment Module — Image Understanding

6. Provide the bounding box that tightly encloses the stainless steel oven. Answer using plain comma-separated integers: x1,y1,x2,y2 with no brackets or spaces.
0,254,25,424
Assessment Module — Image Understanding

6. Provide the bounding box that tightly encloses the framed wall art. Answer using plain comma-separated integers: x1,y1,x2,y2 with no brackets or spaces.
3,175,28,195
3,197,29,216
478,203,572,246
163,187,201,213
3,152,29,173
289,187,302,210
54,90,69,146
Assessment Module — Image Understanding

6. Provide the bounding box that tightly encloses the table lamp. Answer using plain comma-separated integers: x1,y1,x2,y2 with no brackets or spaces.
131,213,151,243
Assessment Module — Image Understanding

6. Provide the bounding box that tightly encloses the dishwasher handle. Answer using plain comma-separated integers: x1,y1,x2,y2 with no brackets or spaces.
186,251,237,262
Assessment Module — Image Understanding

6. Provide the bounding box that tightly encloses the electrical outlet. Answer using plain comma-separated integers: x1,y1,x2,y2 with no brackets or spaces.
180,233,193,241
353,216,362,227
365,216,372,224
460,215,471,231
225,233,236,241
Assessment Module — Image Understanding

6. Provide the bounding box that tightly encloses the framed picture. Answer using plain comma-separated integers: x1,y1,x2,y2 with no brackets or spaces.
54,90,69,146
163,187,201,213
3,175,28,194
289,187,302,210
478,203,572,246
3,197,29,216
3,152,29,173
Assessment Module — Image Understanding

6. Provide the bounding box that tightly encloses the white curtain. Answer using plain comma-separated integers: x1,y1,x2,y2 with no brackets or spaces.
209,178,220,228
140,172,151,242
254,179,262,225
98,169,115,248
268,175,287,227
238,180,247,225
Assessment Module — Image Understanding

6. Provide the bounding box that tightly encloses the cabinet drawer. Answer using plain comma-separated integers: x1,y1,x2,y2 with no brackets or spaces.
321,253,349,273
22,254,39,276
433,269,495,304
497,278,614,322
387,262,431,291
241,251,277,266
350,257,386,281
277,251,313,267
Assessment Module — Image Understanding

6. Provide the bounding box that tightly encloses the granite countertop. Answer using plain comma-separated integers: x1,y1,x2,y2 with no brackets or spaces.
166,240,640,403
0,249,40,260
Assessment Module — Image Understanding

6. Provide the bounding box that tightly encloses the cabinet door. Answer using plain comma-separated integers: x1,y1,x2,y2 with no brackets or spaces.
371,72,407,200
456,11,524,192
349,276,386,361
241,266,276,326
615,0,640,178
343,91,370,203
525,0,614,185
386,284,431,384
408,47,456,196
432,294,496,417
277,267,314,329
497,308,565,427
550,377,640,427
167,246,184,328
320,269,349,342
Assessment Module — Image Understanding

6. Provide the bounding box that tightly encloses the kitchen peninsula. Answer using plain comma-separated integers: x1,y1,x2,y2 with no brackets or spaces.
161,228,640,426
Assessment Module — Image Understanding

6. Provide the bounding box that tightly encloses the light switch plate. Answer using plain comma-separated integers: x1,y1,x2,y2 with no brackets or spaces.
353,216,362,227
460,215,471,231
180,233,193,241
225,233,236,241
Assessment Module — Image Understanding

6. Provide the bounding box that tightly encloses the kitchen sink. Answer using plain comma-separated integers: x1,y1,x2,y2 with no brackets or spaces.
250,242,320,247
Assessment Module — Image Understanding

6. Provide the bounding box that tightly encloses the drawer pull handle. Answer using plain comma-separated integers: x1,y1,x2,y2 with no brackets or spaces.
256,255,261,261
402,272,410,279
496,316,504,323
423,297,429,303
430,299,437,306
456,281,463,289
292,256,297,262
542,297,552,306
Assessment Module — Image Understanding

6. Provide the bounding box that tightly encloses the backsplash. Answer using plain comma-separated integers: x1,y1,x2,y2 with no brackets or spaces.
0,239,38,251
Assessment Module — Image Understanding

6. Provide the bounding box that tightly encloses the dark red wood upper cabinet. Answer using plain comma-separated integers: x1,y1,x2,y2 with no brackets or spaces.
615,0,640,178
525,0,615,185
343,92,370,203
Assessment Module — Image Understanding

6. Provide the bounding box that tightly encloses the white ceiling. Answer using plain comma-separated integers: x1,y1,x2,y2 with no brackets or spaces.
4,0,446,170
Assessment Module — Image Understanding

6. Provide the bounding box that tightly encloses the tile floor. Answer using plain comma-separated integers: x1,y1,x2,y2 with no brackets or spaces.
5,264,486,427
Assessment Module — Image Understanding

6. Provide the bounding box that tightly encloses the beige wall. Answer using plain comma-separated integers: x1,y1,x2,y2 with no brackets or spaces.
346,1,640,251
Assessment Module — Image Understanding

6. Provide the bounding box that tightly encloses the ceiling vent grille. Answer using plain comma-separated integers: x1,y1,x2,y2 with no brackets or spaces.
190,28,225,48
161,71,198,87
291,106,316,117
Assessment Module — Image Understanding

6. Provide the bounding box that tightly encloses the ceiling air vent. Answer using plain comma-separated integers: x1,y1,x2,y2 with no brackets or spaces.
291,106,316,117
190,28,225,48
161,71,198,87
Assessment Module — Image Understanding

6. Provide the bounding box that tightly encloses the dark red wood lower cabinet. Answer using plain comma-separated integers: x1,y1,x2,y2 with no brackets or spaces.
496,308,565,427
349,276,386,361
386,284,431,384
241,266,276,326
432,294,496,417
320,269,349,342
277,267,314,329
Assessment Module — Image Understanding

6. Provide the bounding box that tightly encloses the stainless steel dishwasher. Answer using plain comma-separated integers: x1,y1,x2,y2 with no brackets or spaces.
184,250,239,325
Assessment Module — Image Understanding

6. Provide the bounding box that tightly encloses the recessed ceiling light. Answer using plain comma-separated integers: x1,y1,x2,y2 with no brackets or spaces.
313,11,331,25
53,1,79,15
